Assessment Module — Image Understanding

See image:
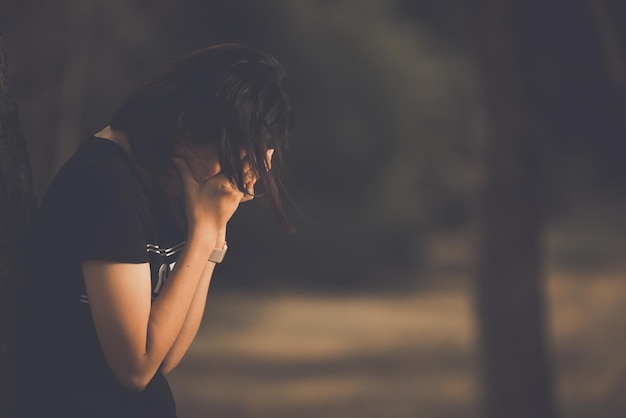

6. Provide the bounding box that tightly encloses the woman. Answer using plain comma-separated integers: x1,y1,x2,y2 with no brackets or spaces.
13,43,291,418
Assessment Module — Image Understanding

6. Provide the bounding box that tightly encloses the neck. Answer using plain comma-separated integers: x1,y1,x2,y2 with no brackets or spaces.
95,126,133,155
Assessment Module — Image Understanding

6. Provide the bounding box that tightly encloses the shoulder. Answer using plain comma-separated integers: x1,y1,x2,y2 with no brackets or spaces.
47,137,145,207
37,137,152,241
76,137,140,188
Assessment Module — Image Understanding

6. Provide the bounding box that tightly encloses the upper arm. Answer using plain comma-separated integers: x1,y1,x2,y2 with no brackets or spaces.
82,260,153,390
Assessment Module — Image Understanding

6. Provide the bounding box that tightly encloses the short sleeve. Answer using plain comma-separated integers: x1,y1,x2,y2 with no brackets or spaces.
76,168,149,264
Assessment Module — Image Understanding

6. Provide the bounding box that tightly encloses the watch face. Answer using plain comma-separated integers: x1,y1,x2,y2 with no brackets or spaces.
208,246,227,263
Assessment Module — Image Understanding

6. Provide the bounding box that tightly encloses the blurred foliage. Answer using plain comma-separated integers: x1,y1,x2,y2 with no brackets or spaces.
243,0,472,288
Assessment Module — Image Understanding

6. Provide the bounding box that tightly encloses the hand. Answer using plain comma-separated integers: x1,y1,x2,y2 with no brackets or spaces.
240,148,274,202
173,156,244,234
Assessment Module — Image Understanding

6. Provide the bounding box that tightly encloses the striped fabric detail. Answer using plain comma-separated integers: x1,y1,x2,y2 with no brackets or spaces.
146,242,185,257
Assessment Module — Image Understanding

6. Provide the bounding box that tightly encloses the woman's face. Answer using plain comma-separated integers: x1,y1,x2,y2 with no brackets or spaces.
155,146,274,199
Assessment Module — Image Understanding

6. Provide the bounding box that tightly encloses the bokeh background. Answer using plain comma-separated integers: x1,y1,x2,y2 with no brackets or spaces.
1,1,625,417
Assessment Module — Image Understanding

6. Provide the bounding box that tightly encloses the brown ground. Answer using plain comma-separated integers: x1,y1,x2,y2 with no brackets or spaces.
169,205,626,418
168,265,625,418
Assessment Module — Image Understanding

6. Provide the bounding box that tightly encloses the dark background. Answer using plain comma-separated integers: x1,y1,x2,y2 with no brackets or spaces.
1,1,625,417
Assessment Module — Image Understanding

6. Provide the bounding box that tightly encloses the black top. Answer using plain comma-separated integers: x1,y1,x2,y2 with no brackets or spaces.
13,137,186,418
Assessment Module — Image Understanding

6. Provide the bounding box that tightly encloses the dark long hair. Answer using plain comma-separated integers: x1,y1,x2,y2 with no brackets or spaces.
110,43,292,229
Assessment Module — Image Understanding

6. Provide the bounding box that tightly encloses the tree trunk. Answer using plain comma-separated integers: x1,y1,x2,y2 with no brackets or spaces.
584,0,626,178
50,0,96,179
471,1,557,417
0,37,36,417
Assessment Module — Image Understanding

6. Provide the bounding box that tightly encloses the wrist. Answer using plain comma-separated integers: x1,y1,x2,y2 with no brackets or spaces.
186,227,219,252
216,227,227,247
187,216,224,237
208,241,228,264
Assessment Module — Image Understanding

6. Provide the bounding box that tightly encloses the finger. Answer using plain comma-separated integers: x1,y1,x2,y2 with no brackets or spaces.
243,168,257,185
265,149,274,172
209,173,240,195
240,179,256,202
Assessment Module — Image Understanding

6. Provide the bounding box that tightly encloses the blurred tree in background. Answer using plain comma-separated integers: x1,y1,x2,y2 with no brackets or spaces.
0,38,36,418
469,1,556,417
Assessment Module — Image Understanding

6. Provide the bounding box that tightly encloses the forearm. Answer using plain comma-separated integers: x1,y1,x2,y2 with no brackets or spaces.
160,260,215,374
160,229,225,373
141,229,217,379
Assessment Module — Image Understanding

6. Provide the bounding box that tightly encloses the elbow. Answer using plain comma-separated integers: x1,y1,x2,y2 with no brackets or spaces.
107,353,161,392
116,371,154,392
159,357,179,376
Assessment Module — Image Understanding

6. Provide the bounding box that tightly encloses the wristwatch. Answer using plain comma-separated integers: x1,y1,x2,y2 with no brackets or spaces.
208,242,228,263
